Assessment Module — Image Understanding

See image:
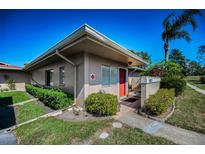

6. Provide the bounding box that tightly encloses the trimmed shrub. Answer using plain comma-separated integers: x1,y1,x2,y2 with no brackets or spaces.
201,75,205,84
26,84,73,109
160,77,186,96
85,93,118,116
144,89,175,116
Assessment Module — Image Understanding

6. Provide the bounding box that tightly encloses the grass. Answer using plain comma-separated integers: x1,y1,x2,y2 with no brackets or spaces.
15,117,111,145
167,86,205,134
0,91,30,104
15,101,46,124
15,117,175,145
95,126,175,145
186,76,205,90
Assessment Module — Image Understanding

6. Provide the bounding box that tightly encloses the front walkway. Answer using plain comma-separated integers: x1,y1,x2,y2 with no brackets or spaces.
187,83,205,95
115,104,205,145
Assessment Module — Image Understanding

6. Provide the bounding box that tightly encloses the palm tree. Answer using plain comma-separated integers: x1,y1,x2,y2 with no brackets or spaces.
162,10,202,62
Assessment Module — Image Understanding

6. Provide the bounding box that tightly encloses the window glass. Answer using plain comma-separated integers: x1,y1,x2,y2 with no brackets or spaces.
110,67,118,84
59,67,65,84
102,66,110,86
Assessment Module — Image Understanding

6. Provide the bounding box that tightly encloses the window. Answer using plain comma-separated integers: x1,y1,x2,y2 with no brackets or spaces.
101,66,118,86
110,67,118,84
102,66,110,86
45,69,54,86
59,67,65,85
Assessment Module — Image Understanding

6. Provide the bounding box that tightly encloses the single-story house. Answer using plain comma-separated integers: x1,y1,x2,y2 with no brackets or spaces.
24,24,148,106
0,62,29,91
2,24,148,107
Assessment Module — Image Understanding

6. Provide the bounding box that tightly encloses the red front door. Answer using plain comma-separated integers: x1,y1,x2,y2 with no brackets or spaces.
119,69,126,97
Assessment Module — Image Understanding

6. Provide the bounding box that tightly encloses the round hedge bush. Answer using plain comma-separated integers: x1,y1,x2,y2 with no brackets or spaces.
85,93,118,116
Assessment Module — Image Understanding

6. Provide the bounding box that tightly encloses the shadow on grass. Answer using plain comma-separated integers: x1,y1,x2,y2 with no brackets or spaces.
0,97,16,130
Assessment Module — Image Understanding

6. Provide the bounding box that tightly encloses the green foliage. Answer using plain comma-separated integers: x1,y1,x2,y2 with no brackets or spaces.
130,50,151,64
201,75,205,84
6,79,16,90
85,93,118,116
144,89,175,116
186,60,205,76
26,84,73,109
160,76,186,96
169,49,187,75
143,61,183,78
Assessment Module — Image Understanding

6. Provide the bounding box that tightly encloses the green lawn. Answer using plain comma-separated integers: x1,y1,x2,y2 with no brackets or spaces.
0,91,30,104
15,117,175,145
16,101,46,124
186,76,205,90
15,117,111,145
167,86,205,134
95,126,175,145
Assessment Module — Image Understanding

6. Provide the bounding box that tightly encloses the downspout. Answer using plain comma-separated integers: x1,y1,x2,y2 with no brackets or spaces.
55,50,77,106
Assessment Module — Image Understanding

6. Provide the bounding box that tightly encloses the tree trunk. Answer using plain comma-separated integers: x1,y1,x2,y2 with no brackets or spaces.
164,42,169,62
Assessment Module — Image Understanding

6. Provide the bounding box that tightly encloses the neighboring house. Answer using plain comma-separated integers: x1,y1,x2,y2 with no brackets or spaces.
24,24,148,106
0,62,29,91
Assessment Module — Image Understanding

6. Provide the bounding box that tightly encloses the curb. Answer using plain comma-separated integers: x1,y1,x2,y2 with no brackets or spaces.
8,98,38,107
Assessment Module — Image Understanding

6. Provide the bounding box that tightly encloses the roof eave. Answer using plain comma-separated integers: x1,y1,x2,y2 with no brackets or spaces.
24,24,148,70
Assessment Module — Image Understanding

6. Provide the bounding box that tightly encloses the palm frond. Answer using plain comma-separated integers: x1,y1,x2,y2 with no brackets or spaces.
162,13,176,31
172,9,202,31
170,30,191,42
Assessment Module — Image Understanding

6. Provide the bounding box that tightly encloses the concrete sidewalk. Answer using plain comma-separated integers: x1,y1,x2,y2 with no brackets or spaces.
0,131,17,145
187,83,205,95
115,110,205,145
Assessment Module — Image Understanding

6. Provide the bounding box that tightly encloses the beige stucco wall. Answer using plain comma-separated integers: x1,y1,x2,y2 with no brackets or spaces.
84,53,128,101
0,70,30,91
30,52,129,107
30,53,85,105
141,76,161,107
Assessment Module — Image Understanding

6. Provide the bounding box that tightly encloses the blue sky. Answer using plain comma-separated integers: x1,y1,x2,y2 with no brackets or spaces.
0,9,204,67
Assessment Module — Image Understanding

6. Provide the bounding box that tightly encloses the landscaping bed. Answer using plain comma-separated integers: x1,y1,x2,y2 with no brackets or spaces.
167,86,205,134
0,91,30,104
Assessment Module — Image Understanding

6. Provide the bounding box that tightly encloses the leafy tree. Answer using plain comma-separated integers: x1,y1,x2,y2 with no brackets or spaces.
169,49,186,75
143,61,183,78
162,10,201,62
130,50,151,69
197,45,205,65
185,60,204,75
